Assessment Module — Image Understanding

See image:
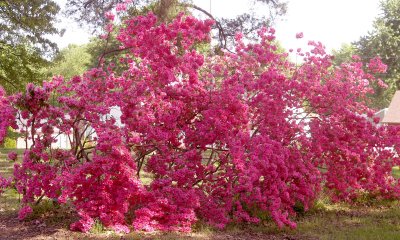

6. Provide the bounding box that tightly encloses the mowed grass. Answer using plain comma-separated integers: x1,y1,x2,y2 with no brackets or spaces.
293,198,400,240
2,149,400,239
392,166,400,179
0,149,23,217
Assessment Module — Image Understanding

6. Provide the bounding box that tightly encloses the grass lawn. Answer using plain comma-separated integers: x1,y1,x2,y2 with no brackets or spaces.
2,149,400,239
392,166,400,179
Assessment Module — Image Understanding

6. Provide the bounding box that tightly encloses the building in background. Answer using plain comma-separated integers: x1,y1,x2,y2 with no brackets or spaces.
382,91,400,125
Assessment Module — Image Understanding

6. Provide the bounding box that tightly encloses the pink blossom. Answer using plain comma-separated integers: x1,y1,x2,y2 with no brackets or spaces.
368,56,387,73
70,214,94,233
296,32,304,39
104,11,115,21
2,12,399,233
7,151,17,161
0,176,11,196
116,3,127,12
105,23,114,33
18,206,32,220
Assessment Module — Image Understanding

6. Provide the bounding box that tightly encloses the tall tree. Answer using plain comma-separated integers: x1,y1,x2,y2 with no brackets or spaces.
0,0,60,92
346,0,400,108
332,43,356,66
0,42,48,92
45,44,92,80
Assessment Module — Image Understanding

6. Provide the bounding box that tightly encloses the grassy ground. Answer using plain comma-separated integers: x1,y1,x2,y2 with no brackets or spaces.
293,198,400,239
2,149,400,239
393,166,400,179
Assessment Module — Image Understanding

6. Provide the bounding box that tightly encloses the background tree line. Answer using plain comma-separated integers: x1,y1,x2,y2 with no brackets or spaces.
333,0,400,109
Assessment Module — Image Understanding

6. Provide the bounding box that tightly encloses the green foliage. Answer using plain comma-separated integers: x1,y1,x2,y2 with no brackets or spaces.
0,0,60,52
31,199,56,218
90,219,106,233
125,0,188,24
351,0,400,108
0,0,60,93
0,128,18,149
392,166,400,178
332,43,356,66
85,37,121,70
0,42,48,93
2,138,16,149
0,188,21,213
45,44,92,80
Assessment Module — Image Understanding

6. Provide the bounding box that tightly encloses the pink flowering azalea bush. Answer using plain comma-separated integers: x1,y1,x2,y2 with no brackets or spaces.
7,151,17,161
18,205,33,220
0,9,400,233
0,176,11,195
0,88,16,142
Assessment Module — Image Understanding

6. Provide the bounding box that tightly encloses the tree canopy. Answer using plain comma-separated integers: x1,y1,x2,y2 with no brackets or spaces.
0,0,60,93
0,0,59,52
45,44,92,80
334,0,400,108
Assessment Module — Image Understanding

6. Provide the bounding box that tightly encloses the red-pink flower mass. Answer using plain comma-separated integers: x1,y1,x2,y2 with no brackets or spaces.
0,10,399,233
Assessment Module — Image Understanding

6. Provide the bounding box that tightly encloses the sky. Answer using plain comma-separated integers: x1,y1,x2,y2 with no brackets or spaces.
50,0,92,49
274,0,381,52
51,0,382,53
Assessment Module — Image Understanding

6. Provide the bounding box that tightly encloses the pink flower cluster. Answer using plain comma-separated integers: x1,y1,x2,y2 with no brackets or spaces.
0,87,16,143
7,151,17,161
18,205,32,220
368,56,387,73
0,176,11,195
296,32,304,39
0,11,399,233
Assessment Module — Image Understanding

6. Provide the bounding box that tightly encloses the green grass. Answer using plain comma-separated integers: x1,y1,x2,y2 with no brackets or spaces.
392,166,400,179
294,200,400,239
215,197,400,240
139,171,154,185
0,188,21,215
0,148,23,178
0,148,25,153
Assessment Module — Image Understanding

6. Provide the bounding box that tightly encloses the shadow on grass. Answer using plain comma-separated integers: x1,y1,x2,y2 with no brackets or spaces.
291,198,400,240
0,188,20,215
0,197,80,240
